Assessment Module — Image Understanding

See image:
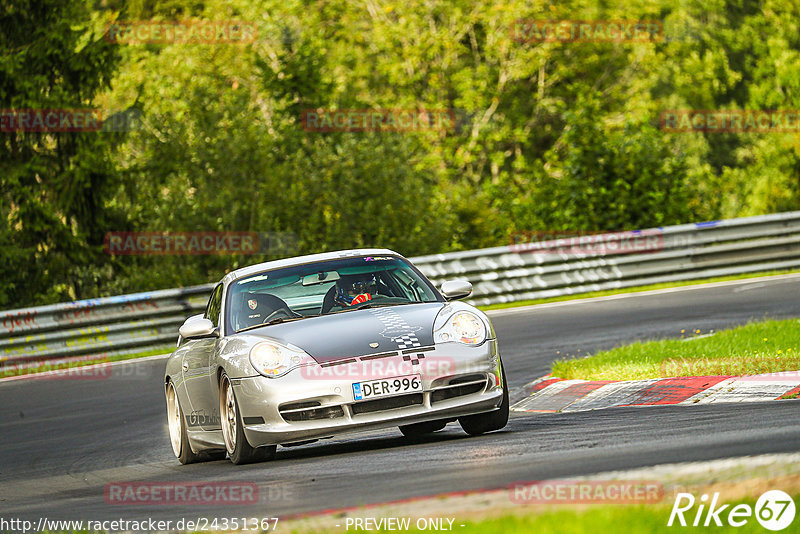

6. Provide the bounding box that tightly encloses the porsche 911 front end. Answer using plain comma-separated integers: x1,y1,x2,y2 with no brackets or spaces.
165,249,508,464
231,307,506,447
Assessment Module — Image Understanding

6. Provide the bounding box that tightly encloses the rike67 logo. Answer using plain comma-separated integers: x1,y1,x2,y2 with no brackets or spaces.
668,491,796,530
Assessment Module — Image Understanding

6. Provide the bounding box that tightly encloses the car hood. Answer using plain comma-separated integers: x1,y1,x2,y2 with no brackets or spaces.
244,302,444,363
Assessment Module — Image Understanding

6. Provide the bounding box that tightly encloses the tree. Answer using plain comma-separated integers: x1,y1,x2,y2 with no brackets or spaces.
0,0,122,307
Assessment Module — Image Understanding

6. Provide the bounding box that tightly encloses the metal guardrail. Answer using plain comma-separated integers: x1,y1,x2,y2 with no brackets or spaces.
0,286,213,368
414,211,800,306
3,211,800,368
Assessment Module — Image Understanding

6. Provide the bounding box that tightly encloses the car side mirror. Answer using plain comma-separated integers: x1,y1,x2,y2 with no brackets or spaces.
440,280,473,300
178,317,218,340
177,314,203,346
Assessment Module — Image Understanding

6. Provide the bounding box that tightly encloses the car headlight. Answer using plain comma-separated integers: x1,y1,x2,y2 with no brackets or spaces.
249,341,311,378
434,311,487,345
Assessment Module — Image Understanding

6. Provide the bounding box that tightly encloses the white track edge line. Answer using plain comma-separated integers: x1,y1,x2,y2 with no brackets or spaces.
486,272,800,316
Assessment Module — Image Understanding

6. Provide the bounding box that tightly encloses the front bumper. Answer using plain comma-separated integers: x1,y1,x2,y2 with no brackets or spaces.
232,339,504,446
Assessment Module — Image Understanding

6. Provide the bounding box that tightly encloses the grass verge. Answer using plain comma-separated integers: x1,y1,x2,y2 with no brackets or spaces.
550,319,800,381
478,268,800,312
284,488,800,534
278,455,800,533
450,495,792,534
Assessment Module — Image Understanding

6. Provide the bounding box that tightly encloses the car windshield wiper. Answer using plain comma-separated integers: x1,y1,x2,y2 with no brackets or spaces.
264,316,310,326
236,315,311,333
264,315,317,325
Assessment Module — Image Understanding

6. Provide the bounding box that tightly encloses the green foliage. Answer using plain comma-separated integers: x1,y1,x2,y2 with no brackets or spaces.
0,0,121,306
534,96,693,230
3,0,800,307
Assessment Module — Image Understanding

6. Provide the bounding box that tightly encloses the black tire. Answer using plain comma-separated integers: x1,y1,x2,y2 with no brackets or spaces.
166,381,205,465
220,373,276,465
399,420,448,437
459,361,509,436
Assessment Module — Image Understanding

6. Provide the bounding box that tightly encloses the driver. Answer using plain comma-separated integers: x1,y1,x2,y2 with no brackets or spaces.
334,274,378,307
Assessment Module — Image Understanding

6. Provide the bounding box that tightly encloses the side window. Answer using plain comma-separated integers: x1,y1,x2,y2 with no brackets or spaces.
205,284,223,328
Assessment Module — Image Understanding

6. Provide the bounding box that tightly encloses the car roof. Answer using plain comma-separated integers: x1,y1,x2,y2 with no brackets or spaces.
220,248,403,286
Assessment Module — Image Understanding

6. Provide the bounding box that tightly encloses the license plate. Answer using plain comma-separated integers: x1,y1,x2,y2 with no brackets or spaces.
352,374,422,401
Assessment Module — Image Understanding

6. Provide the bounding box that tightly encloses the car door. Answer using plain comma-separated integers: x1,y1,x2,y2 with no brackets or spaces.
181,283,224,431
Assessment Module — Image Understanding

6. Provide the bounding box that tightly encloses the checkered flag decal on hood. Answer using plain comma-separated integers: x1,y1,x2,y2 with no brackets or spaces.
370,308,423,350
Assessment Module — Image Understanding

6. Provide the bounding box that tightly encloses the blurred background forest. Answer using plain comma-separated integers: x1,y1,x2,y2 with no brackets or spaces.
2,0,800,307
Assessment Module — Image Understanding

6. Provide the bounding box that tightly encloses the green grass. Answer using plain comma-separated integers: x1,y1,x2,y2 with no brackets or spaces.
288,494,791,534
550,319,800,381
452,500,779,534
478,268,800,312
0,345,172,379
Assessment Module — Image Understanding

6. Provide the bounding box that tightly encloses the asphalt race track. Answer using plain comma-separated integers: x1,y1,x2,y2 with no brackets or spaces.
2,275,800,522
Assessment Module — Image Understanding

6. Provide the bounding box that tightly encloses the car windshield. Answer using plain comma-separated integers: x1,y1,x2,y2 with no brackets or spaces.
226,255,441,332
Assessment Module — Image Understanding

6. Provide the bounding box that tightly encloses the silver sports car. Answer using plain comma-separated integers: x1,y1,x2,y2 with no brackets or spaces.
164,249,508,464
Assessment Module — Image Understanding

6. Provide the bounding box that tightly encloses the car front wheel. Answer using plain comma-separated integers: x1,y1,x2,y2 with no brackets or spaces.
458,362,509,436
220,373,276,465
